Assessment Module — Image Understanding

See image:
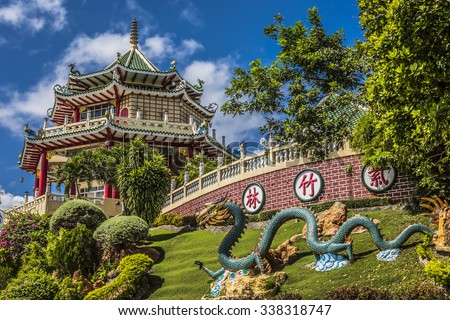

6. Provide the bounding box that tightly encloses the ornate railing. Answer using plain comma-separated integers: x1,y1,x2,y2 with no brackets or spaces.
163,142,355,212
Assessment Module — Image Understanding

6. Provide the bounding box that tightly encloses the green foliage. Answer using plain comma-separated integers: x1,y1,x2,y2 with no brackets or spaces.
49,199,107,232
93,215,149,250
115,138,170,223
275,292,303,300
174,154,218,186
46,225,97,277
55,276,85,300
0,265,13,290
0,211,49,271
306,197,391,213
354,0,450,196
424,260,450,288
415,234,434,260
84,254,154,300
324,285,392,300
246,210,278,223
222,7,366,160
396,284,448,300
152,213,197,227
1,272,58,300
19,241,51,274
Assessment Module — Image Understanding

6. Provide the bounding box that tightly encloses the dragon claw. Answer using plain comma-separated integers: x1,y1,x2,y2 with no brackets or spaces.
194,261,204,270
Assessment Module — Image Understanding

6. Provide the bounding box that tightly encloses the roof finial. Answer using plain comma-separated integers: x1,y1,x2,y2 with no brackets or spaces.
130,19,138,49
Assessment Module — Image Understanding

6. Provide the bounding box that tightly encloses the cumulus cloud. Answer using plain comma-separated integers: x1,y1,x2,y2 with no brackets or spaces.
0,30,205,137
0,186,28,211
142,34,203,62
0,0,67,32
183,59,266,144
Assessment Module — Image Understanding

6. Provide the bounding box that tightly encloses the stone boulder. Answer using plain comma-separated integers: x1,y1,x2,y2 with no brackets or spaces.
265,235,302,272
207,270,287,300
302,202,379,238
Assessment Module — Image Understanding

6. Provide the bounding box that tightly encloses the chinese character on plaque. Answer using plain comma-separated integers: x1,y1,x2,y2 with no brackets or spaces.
293,169,324,202
361,165,397,193
242,183,266,214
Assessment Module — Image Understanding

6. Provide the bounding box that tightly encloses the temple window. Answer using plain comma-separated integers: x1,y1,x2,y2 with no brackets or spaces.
80,102,111,121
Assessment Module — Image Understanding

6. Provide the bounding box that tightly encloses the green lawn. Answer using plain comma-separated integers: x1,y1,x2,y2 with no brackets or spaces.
147,210,434,299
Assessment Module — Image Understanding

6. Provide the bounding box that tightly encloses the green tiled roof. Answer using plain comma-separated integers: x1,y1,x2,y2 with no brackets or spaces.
116,48,159,72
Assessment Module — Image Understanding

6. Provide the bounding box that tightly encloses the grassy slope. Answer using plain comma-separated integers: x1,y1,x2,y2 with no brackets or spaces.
147,210,434,299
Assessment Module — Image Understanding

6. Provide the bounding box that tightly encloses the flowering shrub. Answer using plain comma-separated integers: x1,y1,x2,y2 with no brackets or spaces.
0,211,49,271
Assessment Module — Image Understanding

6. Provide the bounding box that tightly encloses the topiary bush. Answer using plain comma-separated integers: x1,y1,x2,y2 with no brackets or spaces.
84,254,154,300
93,215,149,250
54,276,85,300
49,199,107,232
325,285,392,300
46,224,97,277
1,271,58,300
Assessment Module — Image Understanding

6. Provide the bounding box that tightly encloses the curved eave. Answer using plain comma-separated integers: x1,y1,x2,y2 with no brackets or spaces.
51,79,214,125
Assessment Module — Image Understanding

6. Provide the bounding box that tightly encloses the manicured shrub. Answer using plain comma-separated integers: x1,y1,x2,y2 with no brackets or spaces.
46,224,97,277
0,211,49,271
325,285,391,300
94,215,149,250
84,254,154,300
246,210,278,223
49,199,107,232
397,284,448,300
1,272,58,300
152,214,198,227
424,260,450,288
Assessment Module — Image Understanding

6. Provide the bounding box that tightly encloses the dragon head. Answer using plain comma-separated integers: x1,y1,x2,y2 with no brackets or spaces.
196,193,231,228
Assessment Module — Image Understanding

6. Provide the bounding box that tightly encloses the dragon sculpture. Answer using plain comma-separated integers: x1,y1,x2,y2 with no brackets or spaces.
195,194,435,278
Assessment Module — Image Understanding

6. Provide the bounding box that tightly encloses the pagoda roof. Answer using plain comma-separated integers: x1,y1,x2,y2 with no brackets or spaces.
49,77,215,125
19,117,235,172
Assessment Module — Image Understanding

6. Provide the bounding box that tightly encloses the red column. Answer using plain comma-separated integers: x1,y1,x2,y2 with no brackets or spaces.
111,187,119,199
104,183,111,199
38,151,48,197
70,182,77,196
187,146,194,158
74,108,80,122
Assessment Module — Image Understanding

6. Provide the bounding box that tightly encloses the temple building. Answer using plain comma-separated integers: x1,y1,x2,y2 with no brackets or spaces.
17,20,232,215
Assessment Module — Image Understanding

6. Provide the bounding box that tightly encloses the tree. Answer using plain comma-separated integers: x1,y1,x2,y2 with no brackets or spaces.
115,138,170,223
55,150,97,198
352,0,450,196
222,7,366,160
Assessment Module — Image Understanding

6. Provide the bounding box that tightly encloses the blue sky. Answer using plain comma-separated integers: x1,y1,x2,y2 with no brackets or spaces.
0,0,362,209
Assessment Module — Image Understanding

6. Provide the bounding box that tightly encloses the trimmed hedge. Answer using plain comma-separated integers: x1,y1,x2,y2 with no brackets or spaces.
94,215,149,250
84,254,154,300
246,210,278,223
0,272,58,300
152,214,197,227
50,199,107,232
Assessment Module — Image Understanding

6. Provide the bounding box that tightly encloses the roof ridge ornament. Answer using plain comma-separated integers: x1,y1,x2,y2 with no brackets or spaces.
130,19,138,49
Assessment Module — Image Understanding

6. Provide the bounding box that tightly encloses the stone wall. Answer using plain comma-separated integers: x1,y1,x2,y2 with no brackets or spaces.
164,154,416,216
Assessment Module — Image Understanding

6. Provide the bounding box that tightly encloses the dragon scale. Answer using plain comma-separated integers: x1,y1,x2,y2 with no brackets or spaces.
196,200,434,278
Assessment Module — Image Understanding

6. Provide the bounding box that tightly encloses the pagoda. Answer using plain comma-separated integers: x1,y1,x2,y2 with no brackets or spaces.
18,19,232,215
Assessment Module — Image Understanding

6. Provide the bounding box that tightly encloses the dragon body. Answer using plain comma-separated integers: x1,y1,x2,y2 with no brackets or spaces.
196,197,435,278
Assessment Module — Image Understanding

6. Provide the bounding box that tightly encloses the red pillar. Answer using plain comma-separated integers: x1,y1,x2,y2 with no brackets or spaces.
187,146,194,158
104,183,111,199
111,187,119,199
70,182,77,196
74,108,80,122
38,151,48,197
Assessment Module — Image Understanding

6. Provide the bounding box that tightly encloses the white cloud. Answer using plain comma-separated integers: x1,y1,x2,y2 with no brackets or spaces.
142,34,203,62
0,30,206,137
0,0,67,32
0,186,28,211
183,59,266,144
180,2,203,27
